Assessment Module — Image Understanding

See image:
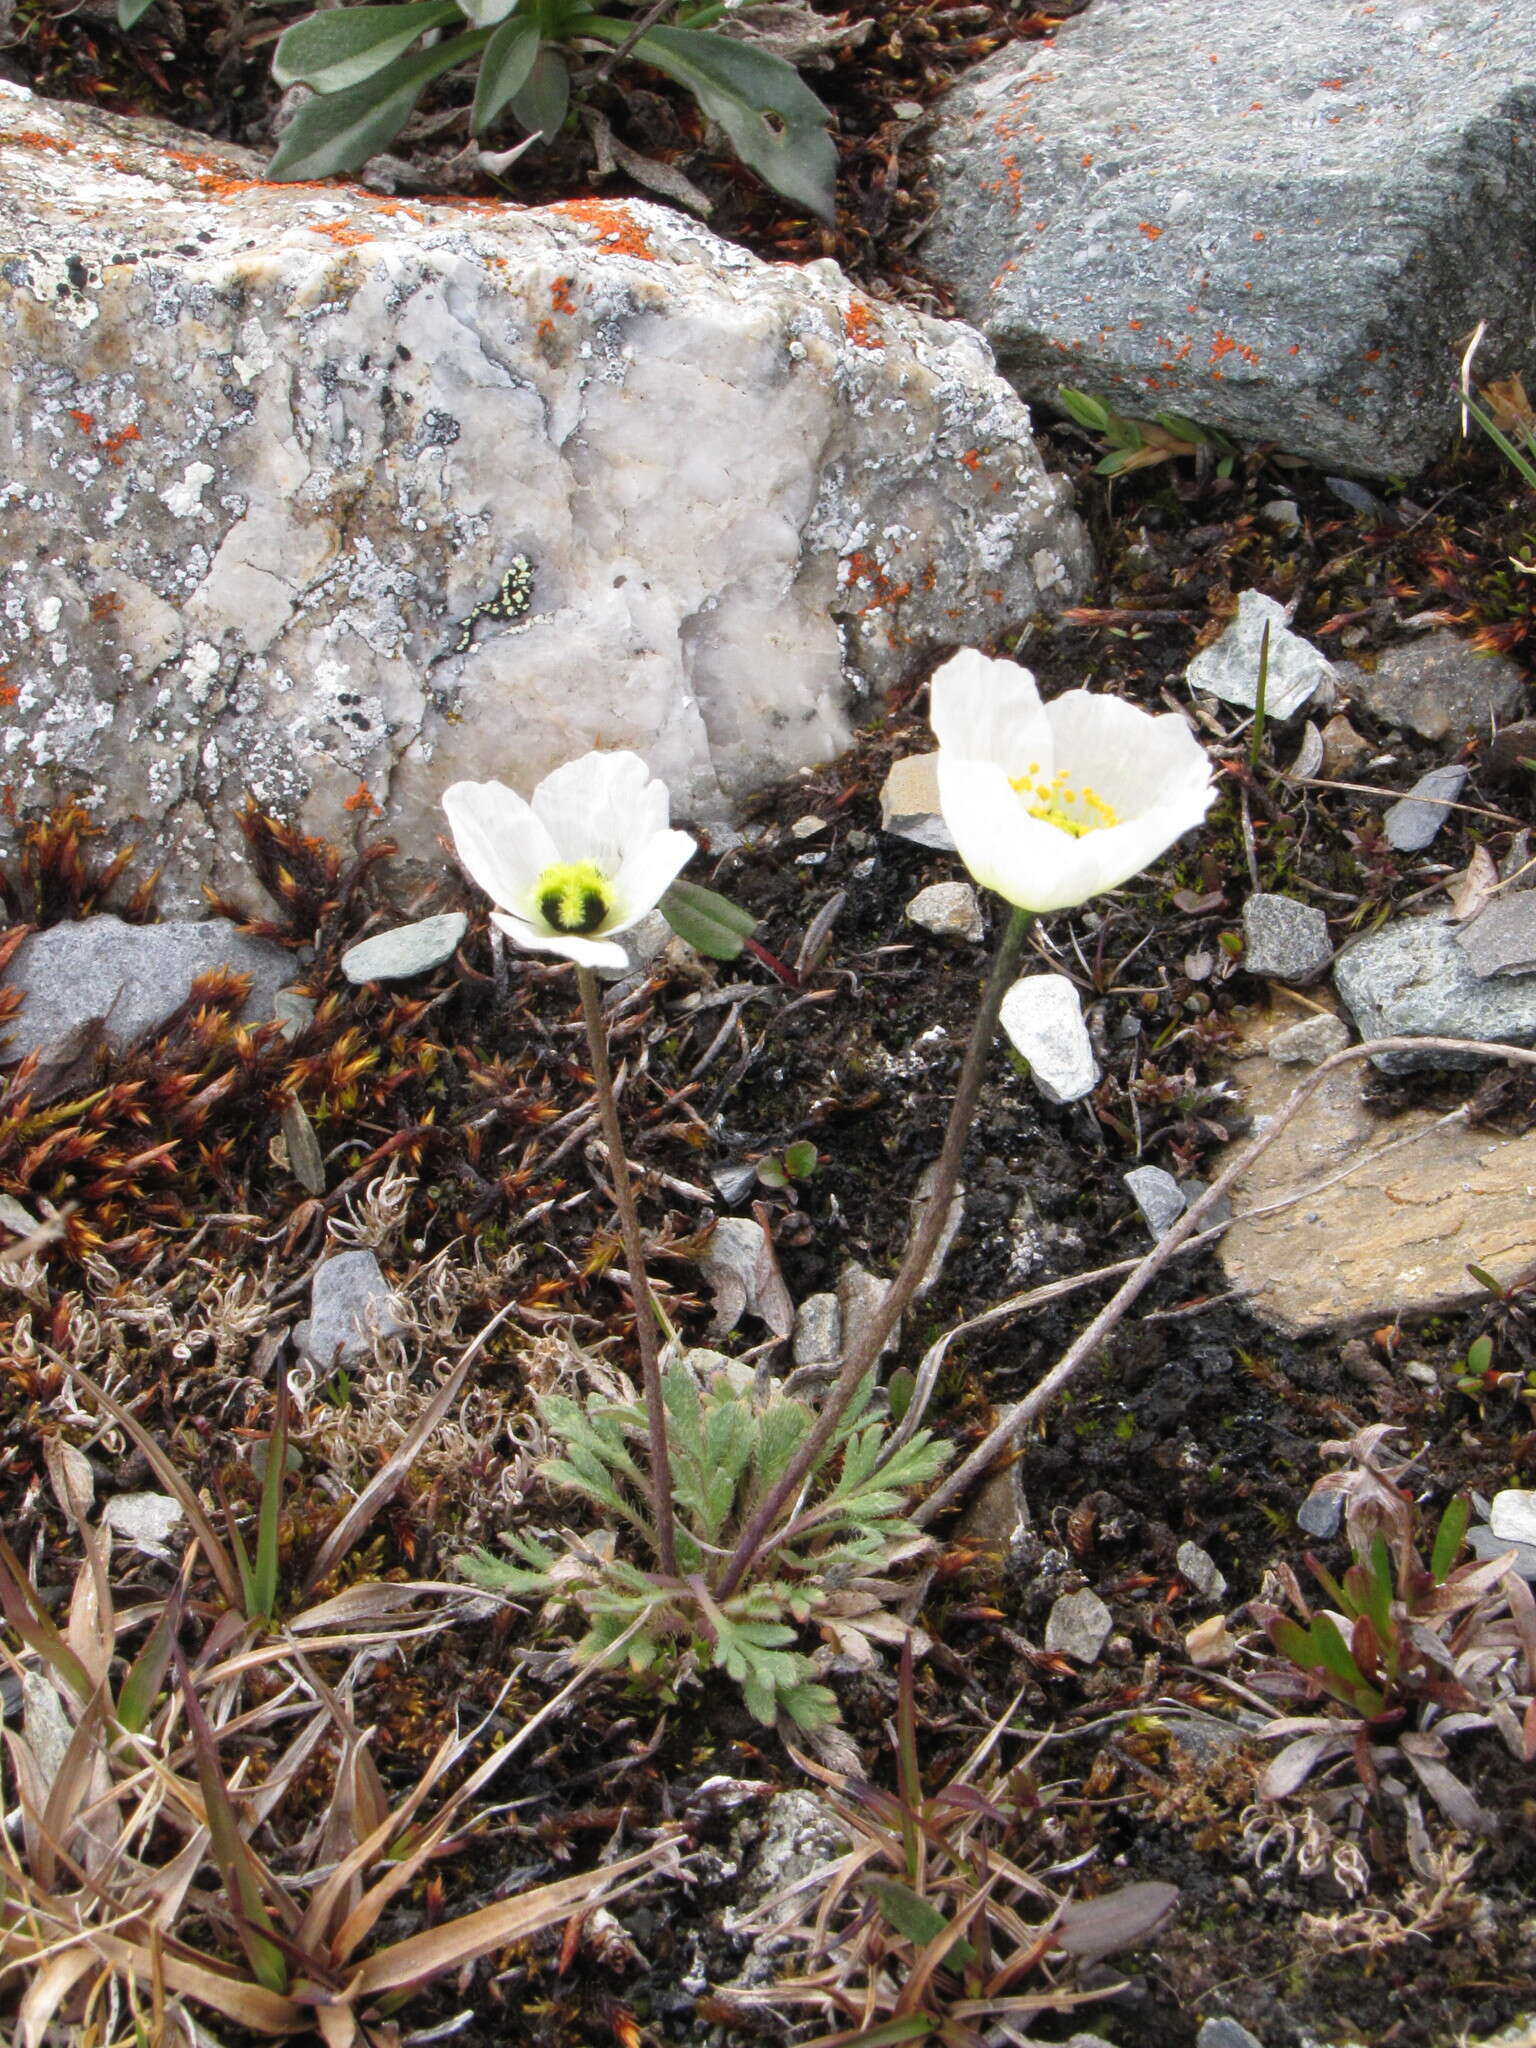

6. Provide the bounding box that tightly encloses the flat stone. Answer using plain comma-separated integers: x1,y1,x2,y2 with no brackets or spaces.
1383,765,1469,851
1337,631,1526,742
1177,1542,1228,1600
791,1291,842,1367
1198,2023,1268,2048
0,83,1086,911
1486,718,1536,787
1,914,292,1089
905,880,984,942
880,754,957,851
1457,894,1536,979
1334,912,1536,1070
1187,592,1335,722
1044,1587,1113,1664
1242,893,1334,984
1267,1011,1350,1064
297,1250,404,1371
1217,1015,1536,1332
1124,1165,1187,1239
918,0,1536,475
341,912,467,984
999,972,1101,1104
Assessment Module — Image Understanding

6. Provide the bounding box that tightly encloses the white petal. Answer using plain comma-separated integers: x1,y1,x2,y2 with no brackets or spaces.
490,911,628,969
531,752,666,872
930,651,1054,784
1068,790,1216,897
610,827,696,931
1043,693,1212,822
937,758,1106,911
443,781,558,913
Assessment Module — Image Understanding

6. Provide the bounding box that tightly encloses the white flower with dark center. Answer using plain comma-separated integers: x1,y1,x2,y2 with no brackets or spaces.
443,753,695,969
931,650,1214,913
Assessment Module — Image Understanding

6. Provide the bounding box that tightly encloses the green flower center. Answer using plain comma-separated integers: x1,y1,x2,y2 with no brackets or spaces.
1009,765,1119,839
535,859,615,935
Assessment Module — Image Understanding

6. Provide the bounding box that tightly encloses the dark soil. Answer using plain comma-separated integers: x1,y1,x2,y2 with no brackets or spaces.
5,0,1536,2042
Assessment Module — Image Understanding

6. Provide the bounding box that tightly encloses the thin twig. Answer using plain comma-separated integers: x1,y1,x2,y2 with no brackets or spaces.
915,1034,1536,1526
577,966,678,1578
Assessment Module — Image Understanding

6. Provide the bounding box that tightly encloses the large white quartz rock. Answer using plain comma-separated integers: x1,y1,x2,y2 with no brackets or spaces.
0,85,1089,910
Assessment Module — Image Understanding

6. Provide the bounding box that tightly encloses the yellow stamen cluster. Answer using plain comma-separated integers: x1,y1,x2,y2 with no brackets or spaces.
535,859,615,935
1009,766,1119,839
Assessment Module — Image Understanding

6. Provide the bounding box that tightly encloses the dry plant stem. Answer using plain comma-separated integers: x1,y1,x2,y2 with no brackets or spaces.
577,964,677,1579
915,1032,1536,1527
715,903,1035,1602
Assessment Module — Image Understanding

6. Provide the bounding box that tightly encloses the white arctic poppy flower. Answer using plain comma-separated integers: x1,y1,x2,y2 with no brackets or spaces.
443,752,696,969
931,650,1214,914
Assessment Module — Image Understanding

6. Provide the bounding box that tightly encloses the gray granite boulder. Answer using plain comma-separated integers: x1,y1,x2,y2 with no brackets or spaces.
1334,912,1536,1070
1,914,293,1089
0,83,1087,912
918,0,1536,474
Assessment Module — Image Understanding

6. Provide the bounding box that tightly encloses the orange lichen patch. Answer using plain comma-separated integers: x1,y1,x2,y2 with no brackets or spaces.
1362,348,1381,362
307,221,375,247
549,275,577,316
1253,230,1266,242
1080,152,1093,167
958,449,982,471
1209,332,1237,363
11,130,77,154
1137,222,1162,240
1319,76,1344,88
67,408,97,435
102,425,140,463
843,550,911,613
373,200,427,223
89,592,124,622
0,684,17,708
843,300,884,350
343,782,381,816
547,198,656,260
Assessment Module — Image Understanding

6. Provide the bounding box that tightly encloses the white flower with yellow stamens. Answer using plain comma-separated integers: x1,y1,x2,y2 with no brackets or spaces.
930,650,1214,913
443,753,696,969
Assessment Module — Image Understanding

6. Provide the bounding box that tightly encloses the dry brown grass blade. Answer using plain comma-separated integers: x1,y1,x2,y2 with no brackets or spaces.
18,1945,100,2048
83,1930,302,2036
295,1727,460,1954
347,1843,666,1996
302,1298,518,1595
63,1365,245,1613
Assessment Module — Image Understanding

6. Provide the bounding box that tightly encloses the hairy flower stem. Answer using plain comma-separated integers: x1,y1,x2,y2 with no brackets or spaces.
576,966,678,1579
714,903,1034,1602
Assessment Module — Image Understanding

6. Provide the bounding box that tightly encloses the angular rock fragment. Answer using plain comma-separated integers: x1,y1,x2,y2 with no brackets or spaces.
1456,893,1536,980
905,880,984,941
1334,913,1536,1070
1186,592,1334,722
297,1250,405,1371
1044,1587,1112,1663
1123,1165,1186,1240
998,973,1100,1104
919,0,1536,474
879,754,956,850
1241,894,1333,985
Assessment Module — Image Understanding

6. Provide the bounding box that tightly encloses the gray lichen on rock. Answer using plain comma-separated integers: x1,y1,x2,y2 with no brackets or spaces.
0,83,1089,908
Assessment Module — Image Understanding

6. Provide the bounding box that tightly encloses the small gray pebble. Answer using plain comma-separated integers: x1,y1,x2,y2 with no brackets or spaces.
1242,894,1334,985
1198,2021,1269,2048
1124,1165,1187,1239
1297,1489,1345,1539
1267,1012,1350,1064
1383,765,1468,852
341,913,467,984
